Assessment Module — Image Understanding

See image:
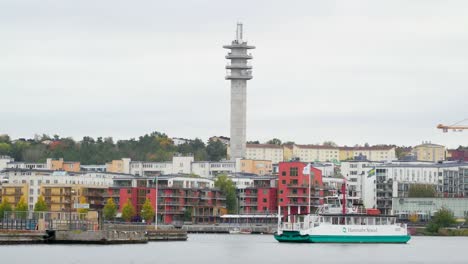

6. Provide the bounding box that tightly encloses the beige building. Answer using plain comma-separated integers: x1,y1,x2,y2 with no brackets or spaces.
282,145,294,161
412,143,446,162
106,158,130,174
47,158,80,172
292,145,340,162
244,144,284,163
339,146,396,161
239,159,272,175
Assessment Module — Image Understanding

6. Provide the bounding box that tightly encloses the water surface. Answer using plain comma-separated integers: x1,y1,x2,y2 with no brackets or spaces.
0,235,466,264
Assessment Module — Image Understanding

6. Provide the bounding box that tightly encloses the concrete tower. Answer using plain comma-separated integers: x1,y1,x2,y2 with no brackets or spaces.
223,23,255,160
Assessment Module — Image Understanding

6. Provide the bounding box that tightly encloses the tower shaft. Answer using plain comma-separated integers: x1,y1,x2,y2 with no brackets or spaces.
223,23,255,160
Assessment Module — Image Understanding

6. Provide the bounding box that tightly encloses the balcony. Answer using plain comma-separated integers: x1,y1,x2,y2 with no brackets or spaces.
225,53,253,60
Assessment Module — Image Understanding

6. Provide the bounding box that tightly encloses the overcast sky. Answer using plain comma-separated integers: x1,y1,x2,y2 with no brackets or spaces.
1,0,467,148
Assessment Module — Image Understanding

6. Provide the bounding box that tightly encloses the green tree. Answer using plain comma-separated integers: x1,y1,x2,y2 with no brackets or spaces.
34,195,48,212
122,199,136,222
214,174,237,213
103,198,118,221
184,207,193,222
77,196,89,219
426,207,457,233
140,198,155,223
408,184,436,198
323,141,337,147
15,196,28,219
0,198,13,219
266,138,282,145
206,140,227,161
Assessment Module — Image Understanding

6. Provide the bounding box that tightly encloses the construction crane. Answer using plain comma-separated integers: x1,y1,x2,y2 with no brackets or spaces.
437,118,468,133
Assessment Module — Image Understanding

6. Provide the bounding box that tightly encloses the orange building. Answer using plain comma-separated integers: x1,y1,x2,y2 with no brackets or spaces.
47,158,80,172
240,159,272,175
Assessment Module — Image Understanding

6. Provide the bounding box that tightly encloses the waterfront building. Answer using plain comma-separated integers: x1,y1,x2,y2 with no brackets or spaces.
277,162,325,217
234,175,277,214
224,23,255,160
339,146,396,162
282,144,294,161
412,142,446,162
292,145,340,162
243,144,284,163
392,197,468,221
1,156,81,172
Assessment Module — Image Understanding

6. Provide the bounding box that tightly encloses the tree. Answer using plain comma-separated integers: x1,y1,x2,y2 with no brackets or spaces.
0,198,12,219
206,140,227,161
34,195,48,212
103,198,118,221
426,207,456,233
214,174,237,213
283,141,295,145
323,141,337,147
77,196,89,219
184,207,193,222
246,140,260,144
266,138,282,145
122,199,136,222
408,184,436,198
140,198,155,223
15,196,28,219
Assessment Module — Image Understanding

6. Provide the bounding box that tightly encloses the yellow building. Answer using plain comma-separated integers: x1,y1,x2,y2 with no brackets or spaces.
282,145,293,161
1,183,28,207
47,158,81,172
244,144,284,163
412,143,446,162
40,185,78,212
40,185,107,212
106,160,124,173
240,159,272,175
339,146,396,161
292,145,340,162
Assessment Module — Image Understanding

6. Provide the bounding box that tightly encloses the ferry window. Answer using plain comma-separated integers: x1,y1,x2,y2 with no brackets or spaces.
376,218,381,225
346,217,351,225
332,217,338,225
324,217,331,223
368,218,375,225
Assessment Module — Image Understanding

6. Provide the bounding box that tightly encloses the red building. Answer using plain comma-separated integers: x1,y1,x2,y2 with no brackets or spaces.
448,149,468,161
106,178,157,222
278,162,324,217
157,176,225,225
238,176,278,214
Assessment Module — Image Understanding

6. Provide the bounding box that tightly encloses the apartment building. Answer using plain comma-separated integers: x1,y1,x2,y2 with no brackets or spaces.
412,142,446,162
292,145,339,162
235,175,277,214
339,146,396,162
244,144,284,163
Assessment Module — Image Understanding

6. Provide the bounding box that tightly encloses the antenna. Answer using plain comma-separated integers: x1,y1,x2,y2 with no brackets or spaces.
236,22,243,43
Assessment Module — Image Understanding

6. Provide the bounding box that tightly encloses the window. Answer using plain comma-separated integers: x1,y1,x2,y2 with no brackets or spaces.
282,180,286,184
263,198,267,203
290,167,298,176
281,171,286,176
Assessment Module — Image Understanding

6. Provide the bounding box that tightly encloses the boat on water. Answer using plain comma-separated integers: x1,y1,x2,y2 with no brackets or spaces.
229,228,241,234
274,194,410,243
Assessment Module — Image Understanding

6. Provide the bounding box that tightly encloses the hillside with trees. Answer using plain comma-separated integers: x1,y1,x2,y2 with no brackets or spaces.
0,132,226,164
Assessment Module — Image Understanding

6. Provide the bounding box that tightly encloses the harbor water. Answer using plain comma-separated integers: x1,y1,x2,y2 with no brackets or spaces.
1,234,467,264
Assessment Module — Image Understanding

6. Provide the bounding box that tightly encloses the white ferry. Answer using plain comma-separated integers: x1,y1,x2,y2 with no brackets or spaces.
274,196,411,243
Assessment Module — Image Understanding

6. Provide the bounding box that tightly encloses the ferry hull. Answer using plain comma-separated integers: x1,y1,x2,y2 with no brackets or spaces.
274,233,410,244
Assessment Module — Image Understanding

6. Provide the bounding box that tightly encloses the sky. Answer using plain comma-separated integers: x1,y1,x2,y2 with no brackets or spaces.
1,0,467,148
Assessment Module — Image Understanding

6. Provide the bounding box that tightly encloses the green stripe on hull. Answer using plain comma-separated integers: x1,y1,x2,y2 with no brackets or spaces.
309,235,411,243
274,233,410,244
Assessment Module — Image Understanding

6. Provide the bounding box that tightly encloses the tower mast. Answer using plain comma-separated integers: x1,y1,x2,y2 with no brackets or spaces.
223,23,255,160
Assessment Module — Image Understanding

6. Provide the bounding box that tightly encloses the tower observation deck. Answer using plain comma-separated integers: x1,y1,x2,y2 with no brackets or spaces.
223,23,255,160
